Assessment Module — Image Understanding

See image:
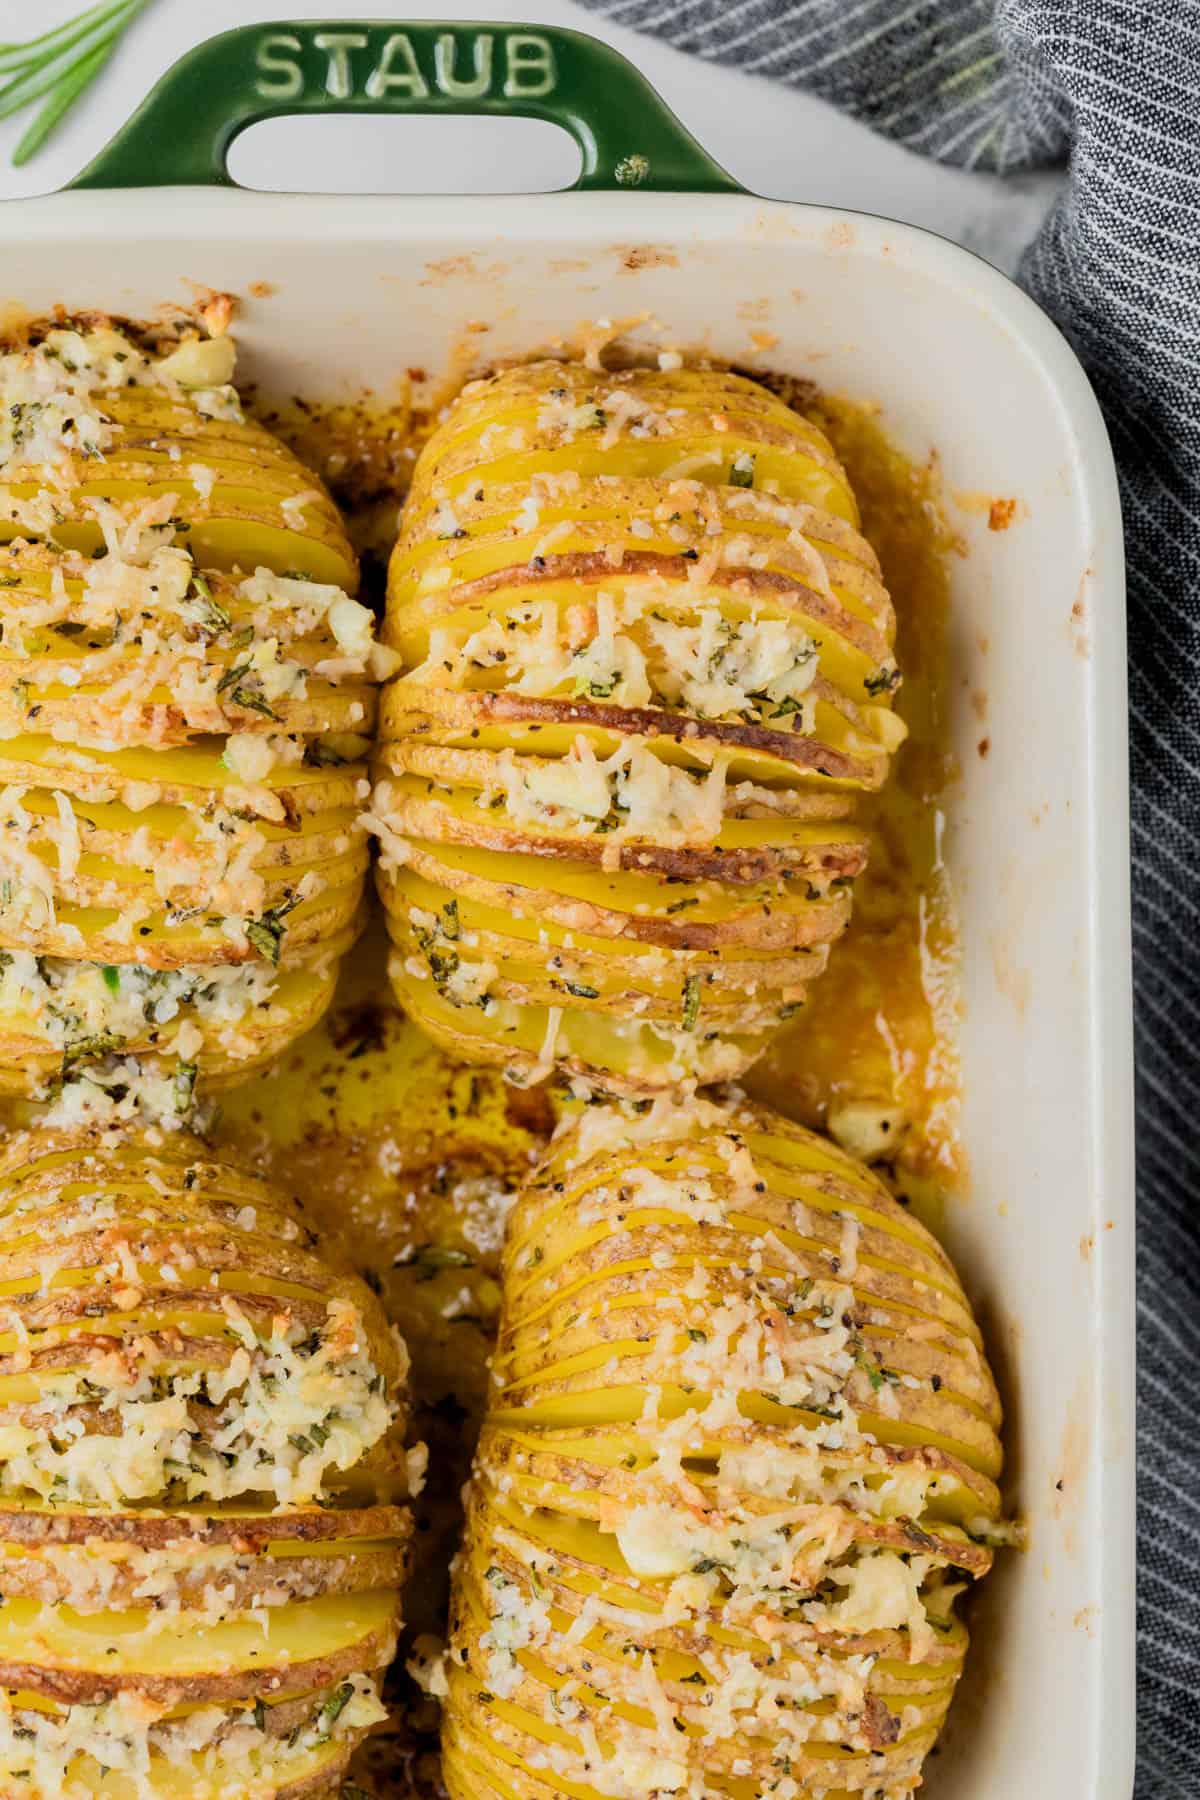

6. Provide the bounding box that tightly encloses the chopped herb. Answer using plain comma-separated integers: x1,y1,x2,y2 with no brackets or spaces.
190,572,231,634
101,965,120,994
230,685,280,721
60,1030,125,1080
864,666,901,697
849,1332,894,1392
245,920,282,963
730,452,756,488
687,1328,707,1343
898,1517,940,1552
564,980,599,999
314,1681,355,1738
304,739,349,767
216,660,251,695
244,892,303,964
173,1061,197,1113
681,974,701,1031
397,1242,474,1282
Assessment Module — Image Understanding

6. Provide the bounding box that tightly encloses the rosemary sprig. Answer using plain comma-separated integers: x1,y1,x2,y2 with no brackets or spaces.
1,0,155,168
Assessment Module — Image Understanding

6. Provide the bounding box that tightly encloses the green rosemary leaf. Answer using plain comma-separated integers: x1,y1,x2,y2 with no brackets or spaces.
12,36,116,163
5,0,154,166
0,9,131,122
0,1,127,77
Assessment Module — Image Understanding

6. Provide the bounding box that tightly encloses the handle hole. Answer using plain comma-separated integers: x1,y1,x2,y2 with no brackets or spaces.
227,112,582,194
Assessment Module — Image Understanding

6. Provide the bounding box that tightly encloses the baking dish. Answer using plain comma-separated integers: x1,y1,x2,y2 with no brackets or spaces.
3,18,1134,1797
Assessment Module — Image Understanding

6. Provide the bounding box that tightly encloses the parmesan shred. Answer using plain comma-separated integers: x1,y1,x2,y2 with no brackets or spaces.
0,317,386,1113
447,1093,1010,1796
411,587,818,730
485,738,729,848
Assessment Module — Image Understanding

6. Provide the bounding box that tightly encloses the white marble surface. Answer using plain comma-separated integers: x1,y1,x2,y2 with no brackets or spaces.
0,0,1059,275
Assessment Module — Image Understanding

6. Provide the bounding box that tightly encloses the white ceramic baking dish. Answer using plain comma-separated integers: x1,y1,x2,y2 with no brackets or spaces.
3,19,1134,1797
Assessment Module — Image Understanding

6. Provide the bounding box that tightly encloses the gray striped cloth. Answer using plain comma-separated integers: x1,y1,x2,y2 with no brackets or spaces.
575,0,1197,1790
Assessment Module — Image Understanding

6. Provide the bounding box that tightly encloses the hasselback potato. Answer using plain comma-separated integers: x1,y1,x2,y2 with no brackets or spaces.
0,1126,415,1798
0,316,393,1108
444,1094,1007,1799
371,360,904,1091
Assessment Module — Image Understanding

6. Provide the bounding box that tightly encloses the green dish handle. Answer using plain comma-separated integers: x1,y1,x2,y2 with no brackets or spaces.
71,18,740,194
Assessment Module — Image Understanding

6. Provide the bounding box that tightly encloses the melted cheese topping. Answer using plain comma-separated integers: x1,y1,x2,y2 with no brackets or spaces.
427,593,819,729
488,739,728,846
0,326,239,471
0,1294,393,1510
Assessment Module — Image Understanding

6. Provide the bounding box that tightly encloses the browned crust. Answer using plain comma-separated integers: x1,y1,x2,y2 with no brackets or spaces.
385,847,851,953
440,548,889,662
0,686,376,749
0,1284,330,1349
5,1700,356,1797
385,737,856,823
3,887,367,971
0,751,363,817
0,1502,409,1550
388,791,867,884
383,684,878,786
0,1223,343,1296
